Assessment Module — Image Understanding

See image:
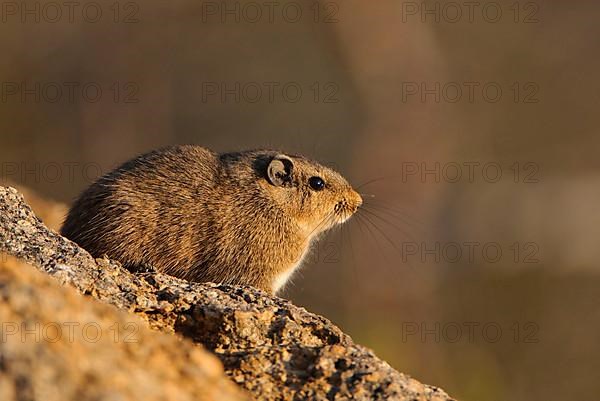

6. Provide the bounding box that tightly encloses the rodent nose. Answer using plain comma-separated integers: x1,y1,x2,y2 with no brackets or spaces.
351,189,363,209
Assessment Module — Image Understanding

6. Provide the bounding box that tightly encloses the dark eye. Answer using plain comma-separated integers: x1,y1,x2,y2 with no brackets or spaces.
308,176,325,191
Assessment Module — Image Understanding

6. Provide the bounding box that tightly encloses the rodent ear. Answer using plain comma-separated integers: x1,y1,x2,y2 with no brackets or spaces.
267,154,294,187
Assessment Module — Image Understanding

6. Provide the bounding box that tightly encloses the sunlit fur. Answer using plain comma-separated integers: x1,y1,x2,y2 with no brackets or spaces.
61,145,362,295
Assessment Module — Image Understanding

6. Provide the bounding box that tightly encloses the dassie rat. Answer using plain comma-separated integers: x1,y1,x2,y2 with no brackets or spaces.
61,145,362,295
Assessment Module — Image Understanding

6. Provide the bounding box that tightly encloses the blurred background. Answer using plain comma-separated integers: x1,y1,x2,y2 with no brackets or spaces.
1,1,599,400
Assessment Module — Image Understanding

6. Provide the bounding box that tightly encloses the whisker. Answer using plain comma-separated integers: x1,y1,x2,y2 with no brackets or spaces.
356,176,392,190
343,218,359,286
362,203,427,237
359,207,417,243
356,213,404,279
358,211,398,253
353,211,368,240
357,214,396,265
364,198,429,229
303,210,335,243
357,211,419,276
355,213,389,270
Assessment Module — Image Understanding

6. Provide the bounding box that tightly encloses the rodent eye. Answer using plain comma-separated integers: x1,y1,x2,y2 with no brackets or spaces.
308,176,325,191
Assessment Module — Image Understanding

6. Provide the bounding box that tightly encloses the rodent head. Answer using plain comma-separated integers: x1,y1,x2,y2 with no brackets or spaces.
258,153,362,237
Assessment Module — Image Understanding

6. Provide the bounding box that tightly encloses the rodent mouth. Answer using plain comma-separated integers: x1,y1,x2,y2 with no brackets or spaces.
335,213,352,224
333,201,359,224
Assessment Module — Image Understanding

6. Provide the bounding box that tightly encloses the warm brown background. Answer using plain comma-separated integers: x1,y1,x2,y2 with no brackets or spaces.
2,1,599,400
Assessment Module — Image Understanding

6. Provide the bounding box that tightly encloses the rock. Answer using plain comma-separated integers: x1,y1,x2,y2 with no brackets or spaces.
0,180,68,231
0,254,248,401
0,186,456,401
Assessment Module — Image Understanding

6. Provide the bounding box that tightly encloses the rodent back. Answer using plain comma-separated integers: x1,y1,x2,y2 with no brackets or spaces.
61,146,220,267
61,146,302,285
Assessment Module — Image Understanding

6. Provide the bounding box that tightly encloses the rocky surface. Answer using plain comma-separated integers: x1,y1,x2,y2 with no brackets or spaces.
0,186,456,401
0,180,68,232
0,254,248,401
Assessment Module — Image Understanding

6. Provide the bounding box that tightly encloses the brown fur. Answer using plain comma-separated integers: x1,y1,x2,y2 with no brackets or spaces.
60,145,362,295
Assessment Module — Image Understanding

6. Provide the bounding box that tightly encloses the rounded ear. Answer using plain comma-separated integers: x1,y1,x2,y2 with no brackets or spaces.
267,154,294,187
